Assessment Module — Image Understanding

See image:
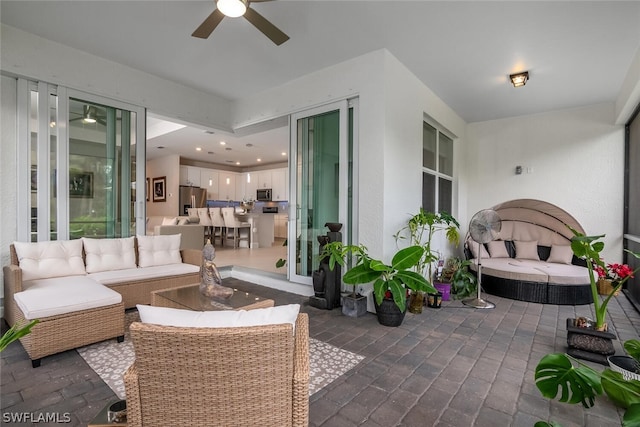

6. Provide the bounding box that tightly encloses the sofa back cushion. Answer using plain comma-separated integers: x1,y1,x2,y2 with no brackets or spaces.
136,234,182,267
82,237,136,273
13,239,86,281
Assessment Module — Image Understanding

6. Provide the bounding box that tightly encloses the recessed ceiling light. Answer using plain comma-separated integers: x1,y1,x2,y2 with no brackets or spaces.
220,141,226,145
281,152,287,156
196,147,202,151
236,162,240,165
257,158,262,162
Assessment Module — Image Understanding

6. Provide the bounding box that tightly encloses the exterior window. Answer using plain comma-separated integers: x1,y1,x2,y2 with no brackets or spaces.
422,122,453,213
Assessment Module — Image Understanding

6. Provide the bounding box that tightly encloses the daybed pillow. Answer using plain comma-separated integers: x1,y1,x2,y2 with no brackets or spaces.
514,240,540,260
468,239,490,259
136,303,300,332
162,217,178,226
547,244,573,264
82,236,136,273
136,234,182,267
13,239,86,281
487,241,510,258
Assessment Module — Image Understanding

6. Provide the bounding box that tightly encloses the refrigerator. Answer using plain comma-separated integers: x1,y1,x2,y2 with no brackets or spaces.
179,186,207,216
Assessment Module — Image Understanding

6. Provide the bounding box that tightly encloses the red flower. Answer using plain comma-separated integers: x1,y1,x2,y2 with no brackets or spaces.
384,290,392,299
594,260,635,281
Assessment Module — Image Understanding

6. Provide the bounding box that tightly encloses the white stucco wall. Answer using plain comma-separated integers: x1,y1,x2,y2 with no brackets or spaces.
466,103,625,262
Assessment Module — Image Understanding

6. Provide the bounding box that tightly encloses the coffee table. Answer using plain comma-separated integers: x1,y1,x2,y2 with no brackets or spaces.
151,283,274,311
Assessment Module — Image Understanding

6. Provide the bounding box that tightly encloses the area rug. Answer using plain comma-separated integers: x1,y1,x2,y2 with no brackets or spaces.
77,311,364,399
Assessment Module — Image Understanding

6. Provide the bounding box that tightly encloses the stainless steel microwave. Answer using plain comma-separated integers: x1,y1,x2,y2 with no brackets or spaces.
256,188,272,201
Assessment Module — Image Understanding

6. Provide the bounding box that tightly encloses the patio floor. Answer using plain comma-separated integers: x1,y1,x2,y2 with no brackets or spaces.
2,279,639,426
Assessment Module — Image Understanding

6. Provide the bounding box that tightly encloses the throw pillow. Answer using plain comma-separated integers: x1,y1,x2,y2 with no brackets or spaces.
13,239,86,281
136,234,182,267
468,239,490,259
136,303,300,333
161,217,178,226
177,217,189,225
487,240,510,258
547,244,573,264
82,237,136,273
514,240,540,260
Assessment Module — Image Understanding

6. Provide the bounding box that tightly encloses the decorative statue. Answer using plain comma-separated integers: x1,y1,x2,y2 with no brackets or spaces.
199,239,233,299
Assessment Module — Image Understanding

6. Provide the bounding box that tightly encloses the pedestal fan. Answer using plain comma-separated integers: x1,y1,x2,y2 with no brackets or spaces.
463,209,502,309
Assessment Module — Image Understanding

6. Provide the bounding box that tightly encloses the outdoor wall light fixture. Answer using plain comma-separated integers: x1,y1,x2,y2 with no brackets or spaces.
509,71,529,88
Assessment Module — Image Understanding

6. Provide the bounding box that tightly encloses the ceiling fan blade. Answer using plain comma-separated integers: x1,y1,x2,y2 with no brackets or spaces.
244,7,289,46
192,9,225,39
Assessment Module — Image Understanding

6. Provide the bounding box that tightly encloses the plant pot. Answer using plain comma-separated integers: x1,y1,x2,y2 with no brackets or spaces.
341,294,368,318
408,291,424,314
597,278,620,296
566,318,616,365
434,282,451,301
374,298,406,327
607,355,640,381
426,292,443,308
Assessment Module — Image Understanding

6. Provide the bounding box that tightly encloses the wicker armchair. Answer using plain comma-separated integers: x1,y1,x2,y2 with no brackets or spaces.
124,313,309,427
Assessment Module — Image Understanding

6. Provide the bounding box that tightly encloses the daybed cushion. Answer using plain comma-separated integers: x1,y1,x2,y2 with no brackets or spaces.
514,240,540,260
136,234,182,267
517,260,590,285
487,241,510,258
82,236,136,273
14,276,122,319
88,263,200,285
468,239,490,259
13,239,86,281
136,303,300,331
471,259,548,282
547,244,573,264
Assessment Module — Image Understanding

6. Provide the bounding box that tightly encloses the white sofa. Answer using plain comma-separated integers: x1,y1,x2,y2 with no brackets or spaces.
146,215,205,250
3,234,201,366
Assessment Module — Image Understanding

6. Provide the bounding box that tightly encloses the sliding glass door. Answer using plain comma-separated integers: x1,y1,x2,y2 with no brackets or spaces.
288,100,353,285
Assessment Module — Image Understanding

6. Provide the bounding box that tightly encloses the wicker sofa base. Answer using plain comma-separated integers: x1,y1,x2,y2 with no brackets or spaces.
481,274,593,305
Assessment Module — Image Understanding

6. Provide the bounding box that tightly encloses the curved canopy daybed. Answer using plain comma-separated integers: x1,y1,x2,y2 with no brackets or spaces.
465,199,592,305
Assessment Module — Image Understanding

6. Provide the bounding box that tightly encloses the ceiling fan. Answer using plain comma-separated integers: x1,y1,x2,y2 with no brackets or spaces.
192,0,289,46
70,105,107,126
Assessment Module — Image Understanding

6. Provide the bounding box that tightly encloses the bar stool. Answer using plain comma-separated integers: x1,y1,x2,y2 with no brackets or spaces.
221,207,250,249
197,208,213,242
209,207,225,246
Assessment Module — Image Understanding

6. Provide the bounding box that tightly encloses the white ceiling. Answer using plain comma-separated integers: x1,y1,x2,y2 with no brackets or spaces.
3,1,640,167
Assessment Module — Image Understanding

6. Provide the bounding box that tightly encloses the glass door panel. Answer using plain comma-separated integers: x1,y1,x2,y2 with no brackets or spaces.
289,101,349,285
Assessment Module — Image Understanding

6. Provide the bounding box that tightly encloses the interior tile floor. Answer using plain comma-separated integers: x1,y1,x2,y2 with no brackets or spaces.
2,269,639,426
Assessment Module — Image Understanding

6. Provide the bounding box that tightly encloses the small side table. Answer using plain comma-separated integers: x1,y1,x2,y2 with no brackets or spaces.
88,400,127,427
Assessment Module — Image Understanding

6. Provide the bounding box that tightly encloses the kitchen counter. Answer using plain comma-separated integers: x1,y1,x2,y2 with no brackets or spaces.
234,211,275,248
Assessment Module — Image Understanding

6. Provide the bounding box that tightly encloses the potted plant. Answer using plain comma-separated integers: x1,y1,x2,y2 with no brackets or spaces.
534,339,640,427
394,209,460,310
319,241,369,318
594,261,634,296
608,339,640,382
443,257,477,300
341,245,436,326
0,319,39,352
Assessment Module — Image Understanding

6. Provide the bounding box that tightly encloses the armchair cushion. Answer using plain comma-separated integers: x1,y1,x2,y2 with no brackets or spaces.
136,234,181,267
136,303,300,331
13,239,86,281
82,236,136,273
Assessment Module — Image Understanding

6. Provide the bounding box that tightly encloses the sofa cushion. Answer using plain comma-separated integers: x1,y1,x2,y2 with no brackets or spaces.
547,244,573,264
82,237,136,273
15,276,122,319
162,217,178,226
487,241,510,258
514,240,540,261
136,234,182,267
13,240,86,281
89,263,199,285
136,303,300,332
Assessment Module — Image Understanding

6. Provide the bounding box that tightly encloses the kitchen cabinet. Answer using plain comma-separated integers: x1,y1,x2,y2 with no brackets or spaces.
244,172,257,201
218,172,237,201
179,166,201,187
235,176,245,202
271,168,287,201
200,169,219,200
256,171,272,189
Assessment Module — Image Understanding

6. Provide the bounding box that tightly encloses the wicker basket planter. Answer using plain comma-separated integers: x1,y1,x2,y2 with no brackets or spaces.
607,355,640,381
597,278,620,296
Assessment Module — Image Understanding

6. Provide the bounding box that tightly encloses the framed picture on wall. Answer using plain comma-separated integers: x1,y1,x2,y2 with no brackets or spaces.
152,176,166,202
146,177,150,202
69,171,94,198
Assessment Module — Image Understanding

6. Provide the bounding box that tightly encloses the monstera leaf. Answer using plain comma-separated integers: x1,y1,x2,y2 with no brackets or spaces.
535,353,602,407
